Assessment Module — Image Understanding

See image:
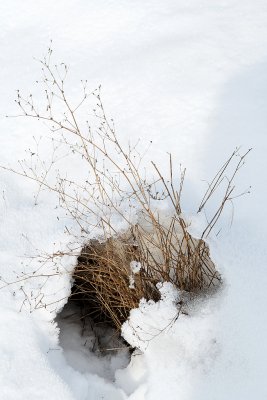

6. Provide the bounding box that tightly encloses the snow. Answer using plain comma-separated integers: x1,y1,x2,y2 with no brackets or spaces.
120,283,220,399
1,1,267,399
130,261,141,275
129,261,142,288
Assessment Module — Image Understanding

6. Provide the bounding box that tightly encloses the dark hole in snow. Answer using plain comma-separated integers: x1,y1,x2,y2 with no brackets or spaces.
56,300,131,380
56,237,137,379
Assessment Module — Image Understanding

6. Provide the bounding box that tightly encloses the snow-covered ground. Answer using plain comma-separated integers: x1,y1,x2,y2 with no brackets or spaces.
1,1,267,399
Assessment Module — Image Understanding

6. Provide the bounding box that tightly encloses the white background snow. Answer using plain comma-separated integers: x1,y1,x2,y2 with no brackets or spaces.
1,1,267,399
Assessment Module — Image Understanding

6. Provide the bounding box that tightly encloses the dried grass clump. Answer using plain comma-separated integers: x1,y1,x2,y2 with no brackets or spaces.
72,238,160,329
73,220,220,329
4,46,251,323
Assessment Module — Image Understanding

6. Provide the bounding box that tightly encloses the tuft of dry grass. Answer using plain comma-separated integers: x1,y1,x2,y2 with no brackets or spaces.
72,223,220,329
2,46,251,325
73,238,145,329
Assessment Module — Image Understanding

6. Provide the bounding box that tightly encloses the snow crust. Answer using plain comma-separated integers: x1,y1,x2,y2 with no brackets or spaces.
1,1,267,399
